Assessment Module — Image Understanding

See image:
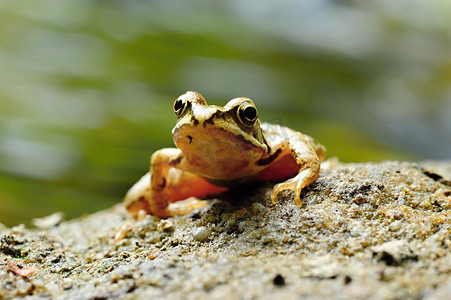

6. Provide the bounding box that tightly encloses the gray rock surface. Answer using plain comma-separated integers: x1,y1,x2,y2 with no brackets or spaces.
0,161,450,299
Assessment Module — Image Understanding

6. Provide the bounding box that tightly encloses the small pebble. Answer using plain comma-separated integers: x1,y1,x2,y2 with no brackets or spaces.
160,220,174,232
193,226,211,242
31,212,64,229
237,221,246,233
251,203,266,214
389,221,402,231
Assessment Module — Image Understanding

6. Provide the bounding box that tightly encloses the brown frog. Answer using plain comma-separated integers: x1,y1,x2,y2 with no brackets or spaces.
124,91,326,218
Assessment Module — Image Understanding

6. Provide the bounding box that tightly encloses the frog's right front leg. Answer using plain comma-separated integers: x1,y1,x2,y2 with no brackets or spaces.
124,148,227,218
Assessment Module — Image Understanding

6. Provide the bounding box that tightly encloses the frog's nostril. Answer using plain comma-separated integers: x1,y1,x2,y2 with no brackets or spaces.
187,135,193,144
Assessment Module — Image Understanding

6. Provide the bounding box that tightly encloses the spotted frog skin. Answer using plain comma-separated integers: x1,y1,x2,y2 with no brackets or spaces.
124,91,326,218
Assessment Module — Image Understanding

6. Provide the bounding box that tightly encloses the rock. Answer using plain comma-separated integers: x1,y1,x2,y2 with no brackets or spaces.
192,226,211,242
0,161,450,299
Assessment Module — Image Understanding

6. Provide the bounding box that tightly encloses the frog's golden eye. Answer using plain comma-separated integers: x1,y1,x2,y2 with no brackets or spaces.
173,97,188,117
237,101,258,127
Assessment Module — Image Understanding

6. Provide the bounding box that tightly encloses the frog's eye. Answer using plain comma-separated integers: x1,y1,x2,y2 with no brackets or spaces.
237,101,258,127
173,97,188,117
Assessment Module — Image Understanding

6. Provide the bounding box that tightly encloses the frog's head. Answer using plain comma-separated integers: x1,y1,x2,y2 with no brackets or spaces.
171,91,269,179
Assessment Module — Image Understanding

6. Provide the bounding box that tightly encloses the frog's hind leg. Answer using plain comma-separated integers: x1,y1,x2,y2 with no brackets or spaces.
304,134,327,162
153,149,229,218
164,168,228,216
124,149,227,218
124,170,227,218
124,172,152,217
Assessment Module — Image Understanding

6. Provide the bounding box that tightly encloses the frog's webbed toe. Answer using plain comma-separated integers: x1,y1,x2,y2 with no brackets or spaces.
270,169,318,207
271,176,304,207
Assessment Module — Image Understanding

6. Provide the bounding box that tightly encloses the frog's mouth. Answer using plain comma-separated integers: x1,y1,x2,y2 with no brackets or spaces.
172,125,268,180
173,125,260,154
173,120,266,151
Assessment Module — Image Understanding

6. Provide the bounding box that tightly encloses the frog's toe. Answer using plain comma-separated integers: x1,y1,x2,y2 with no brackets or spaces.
271,177,304,207
167,197,208,216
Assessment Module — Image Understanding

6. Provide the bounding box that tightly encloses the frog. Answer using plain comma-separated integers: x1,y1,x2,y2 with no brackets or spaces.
124,91,326,218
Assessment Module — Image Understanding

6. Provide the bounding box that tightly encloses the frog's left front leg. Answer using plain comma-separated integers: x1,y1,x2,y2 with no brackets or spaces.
124,148,227,218
270,133,321,207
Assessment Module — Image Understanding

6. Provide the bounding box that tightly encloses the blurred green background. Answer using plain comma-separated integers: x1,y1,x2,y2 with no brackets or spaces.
1,1,450,226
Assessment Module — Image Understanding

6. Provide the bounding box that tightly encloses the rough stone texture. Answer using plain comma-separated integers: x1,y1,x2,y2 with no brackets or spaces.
0,161,450,299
